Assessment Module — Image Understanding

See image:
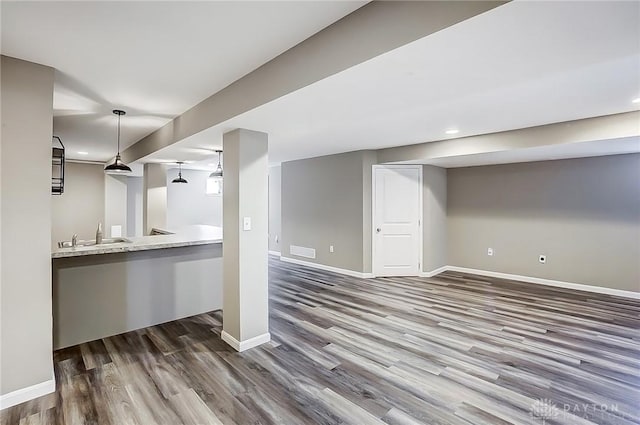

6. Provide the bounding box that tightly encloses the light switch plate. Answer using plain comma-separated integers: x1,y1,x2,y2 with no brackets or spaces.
243,217,251,231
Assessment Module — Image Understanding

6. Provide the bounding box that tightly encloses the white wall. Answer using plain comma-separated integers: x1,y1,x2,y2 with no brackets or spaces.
127,177,144,237
143,163,168,235
1,55,55,401
105,174,127,238
167,168,222,229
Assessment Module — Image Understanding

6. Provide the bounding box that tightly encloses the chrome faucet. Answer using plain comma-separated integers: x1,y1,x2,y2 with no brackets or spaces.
72,234,78,248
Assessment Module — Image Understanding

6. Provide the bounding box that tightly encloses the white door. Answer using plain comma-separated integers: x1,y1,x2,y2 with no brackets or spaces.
373,166,422,277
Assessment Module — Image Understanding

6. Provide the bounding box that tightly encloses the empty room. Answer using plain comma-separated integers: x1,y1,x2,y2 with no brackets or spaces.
1,1,639,424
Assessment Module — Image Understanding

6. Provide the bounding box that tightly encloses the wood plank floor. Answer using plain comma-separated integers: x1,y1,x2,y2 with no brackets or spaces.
2,257,639,425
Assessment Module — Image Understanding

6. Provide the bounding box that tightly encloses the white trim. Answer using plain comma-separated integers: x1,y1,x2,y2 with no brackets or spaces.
281,256,374,279
371,164,423,278
277,258,640,300
221,331,271,352
439,266,640,300
419,265,449,278
0,378,55,410
268,250,281,257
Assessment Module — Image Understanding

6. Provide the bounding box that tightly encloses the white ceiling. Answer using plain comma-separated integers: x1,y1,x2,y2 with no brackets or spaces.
145,0,640,169
2,1,639,170
0,1,365,160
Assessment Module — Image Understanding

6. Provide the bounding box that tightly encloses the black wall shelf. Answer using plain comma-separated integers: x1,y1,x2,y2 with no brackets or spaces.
52,136,65,195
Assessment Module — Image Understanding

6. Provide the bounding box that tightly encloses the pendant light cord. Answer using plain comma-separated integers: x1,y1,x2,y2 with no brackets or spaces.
105,110,131,173
117,113,121,154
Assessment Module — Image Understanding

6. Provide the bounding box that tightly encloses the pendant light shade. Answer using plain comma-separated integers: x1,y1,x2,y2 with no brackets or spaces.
105,110,132,174
172,162,188,184
209,150,223,178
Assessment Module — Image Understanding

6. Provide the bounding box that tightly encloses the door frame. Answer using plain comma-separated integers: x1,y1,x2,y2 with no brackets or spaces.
371,164,423,277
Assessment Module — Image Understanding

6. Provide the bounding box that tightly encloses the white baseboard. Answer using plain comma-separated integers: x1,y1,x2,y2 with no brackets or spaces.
277,257,639,300
419,265,449,278
280,256,374,279
221,331,271,352
268,250,281,257
442,266,640,300
0,378,55,410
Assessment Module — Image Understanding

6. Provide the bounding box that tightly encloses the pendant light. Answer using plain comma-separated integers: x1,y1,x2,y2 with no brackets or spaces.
172,162,188,184
209,150,223,178
104,109,132,173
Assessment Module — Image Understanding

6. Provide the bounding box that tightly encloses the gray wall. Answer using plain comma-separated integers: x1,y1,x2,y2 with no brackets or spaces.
51,162,105,247
269,166,282,253
167,168,222,229
278,148,639,293
53,244,222,349
281,150,375,273
0,55,55,396
52,164,143,243
423,165,448,272
447,154,640,291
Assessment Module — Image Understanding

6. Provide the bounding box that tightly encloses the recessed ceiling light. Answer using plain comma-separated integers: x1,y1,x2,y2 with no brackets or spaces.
445,129,459,135
632,97,640,104
77,151,89,155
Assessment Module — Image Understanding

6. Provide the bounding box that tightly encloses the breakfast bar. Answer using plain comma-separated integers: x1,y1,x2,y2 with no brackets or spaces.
52,225,223,349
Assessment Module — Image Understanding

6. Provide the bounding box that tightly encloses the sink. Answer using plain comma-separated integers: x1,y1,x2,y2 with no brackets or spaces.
57,237,132,248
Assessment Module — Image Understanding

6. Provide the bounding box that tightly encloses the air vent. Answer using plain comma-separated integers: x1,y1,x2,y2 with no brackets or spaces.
290,245,316,259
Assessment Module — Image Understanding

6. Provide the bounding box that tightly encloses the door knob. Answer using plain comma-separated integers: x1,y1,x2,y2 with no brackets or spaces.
376,228,381,233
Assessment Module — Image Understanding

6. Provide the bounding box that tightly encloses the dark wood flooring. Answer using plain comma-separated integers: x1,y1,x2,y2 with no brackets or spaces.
2,257,639,424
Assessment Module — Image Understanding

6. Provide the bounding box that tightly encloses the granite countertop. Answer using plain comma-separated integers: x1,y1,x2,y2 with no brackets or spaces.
52,225,222,258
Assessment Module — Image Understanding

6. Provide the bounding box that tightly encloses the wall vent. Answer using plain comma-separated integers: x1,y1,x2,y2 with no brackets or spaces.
289,245,316,259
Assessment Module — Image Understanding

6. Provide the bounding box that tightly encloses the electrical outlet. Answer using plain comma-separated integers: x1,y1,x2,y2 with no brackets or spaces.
243,217,251,231
330,245,334,253
487,248,494,256
275,235,279,243
539,254,546,264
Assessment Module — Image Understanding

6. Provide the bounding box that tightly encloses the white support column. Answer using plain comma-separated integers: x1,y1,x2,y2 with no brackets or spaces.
221,129,270,351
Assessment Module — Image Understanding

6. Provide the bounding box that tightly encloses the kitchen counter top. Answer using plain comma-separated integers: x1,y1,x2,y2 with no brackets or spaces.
52,225,222,258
